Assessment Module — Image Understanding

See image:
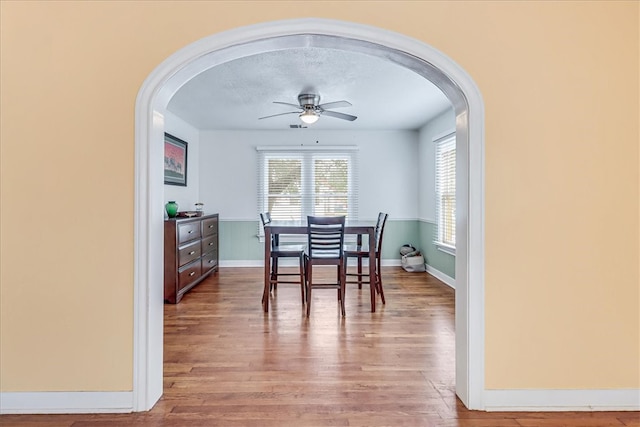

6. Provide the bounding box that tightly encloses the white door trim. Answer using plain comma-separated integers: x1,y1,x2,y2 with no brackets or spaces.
133,18,485,411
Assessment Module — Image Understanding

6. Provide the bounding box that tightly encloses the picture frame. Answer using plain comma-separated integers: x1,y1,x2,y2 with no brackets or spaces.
164,133,188,186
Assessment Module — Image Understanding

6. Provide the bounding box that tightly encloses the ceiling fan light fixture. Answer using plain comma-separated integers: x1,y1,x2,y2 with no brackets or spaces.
299,109,319,124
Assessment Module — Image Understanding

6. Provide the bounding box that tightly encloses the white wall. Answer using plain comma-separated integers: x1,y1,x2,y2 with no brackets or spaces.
198,130,419,221
418,108,455,221
164,110,200,214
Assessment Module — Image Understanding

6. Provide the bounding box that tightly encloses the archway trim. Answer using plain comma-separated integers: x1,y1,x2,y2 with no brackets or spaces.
134,18,486,411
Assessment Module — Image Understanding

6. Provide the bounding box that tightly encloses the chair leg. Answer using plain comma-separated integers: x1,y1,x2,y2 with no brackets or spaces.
299,254,305,305
337,266,341,301
306,264,312,317
337,265,342,302
340,263,346,316
377,257,385,304
357,256,362,289
262,257,271,304
272,258,278,291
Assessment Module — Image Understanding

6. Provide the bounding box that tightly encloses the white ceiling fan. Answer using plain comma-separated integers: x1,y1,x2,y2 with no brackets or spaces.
258,93,357,125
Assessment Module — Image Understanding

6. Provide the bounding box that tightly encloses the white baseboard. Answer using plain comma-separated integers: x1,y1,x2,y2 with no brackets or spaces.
0,391,133,414
4,388,635,414
484,389,640,411
426,265,456,289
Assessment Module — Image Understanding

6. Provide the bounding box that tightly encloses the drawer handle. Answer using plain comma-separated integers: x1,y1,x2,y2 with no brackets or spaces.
209,260,214,264
209,225,214,228
189,251,196,255
209,242,214,246
188,230,193,234
189,271,196,276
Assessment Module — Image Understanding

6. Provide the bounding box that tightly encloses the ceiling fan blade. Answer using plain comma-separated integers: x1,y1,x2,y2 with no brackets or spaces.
318,100,352,109
258,111,300,120
273,101,303,109
320,110,357,121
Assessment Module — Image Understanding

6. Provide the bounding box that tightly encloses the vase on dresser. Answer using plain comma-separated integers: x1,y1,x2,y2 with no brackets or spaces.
165,201,179,218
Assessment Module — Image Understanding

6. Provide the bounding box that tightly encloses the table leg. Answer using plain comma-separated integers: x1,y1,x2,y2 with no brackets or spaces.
263,228,271,312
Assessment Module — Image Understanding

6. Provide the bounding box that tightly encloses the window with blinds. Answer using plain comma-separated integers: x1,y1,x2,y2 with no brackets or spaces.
263,156,303,220
435,134,456,250
257,146,358,225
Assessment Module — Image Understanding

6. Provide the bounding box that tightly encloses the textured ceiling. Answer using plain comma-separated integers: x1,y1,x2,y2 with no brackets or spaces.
167,47,452,131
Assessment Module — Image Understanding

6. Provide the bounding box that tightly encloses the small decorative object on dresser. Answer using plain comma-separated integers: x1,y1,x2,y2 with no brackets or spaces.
165,201,179,218
164,213,219,303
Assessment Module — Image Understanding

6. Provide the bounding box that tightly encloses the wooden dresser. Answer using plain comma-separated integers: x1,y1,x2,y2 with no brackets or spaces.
164,213,219,303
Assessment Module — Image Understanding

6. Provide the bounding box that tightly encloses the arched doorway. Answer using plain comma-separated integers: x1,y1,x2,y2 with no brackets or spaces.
134,18,485,411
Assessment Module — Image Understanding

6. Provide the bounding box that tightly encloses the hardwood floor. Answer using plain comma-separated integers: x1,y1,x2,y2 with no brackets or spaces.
1,267,638,426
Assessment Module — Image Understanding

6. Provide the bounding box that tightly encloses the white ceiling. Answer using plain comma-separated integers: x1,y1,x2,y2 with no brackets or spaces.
167,47,452,131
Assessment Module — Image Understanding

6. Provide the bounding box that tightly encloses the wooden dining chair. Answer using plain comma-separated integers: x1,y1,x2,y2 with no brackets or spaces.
344,212,388,305
304,215,346,317
260,212,306,304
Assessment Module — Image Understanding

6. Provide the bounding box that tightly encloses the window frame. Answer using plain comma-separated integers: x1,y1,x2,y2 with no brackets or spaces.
262,153,305,221
257,146,359,240
435,133,456,256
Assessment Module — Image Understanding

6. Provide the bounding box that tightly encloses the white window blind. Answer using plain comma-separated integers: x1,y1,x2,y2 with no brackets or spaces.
435,134,456,249
257,146,359,225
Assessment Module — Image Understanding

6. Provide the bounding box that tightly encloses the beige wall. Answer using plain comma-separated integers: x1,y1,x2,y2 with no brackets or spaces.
0,0,637,392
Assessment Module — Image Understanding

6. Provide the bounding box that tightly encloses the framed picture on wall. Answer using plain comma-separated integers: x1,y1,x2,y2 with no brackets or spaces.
164,133,188,186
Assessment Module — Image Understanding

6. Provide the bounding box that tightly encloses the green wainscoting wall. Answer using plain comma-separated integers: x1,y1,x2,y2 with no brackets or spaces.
378,219,419,260
218,219,454,279
218,220,264,262
418,220,456,279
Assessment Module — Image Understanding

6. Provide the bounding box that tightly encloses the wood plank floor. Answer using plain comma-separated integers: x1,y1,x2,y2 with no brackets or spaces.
1,267,638,426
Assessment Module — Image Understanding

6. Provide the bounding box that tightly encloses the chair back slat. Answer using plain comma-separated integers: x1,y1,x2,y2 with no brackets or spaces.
307,216,345,259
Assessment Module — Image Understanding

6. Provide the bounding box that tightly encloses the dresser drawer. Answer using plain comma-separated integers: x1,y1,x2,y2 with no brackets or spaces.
178,260,201,291
178,240,201,267
201,250,218,273
202,217,218,237
178,221,201,244
201,235,217,254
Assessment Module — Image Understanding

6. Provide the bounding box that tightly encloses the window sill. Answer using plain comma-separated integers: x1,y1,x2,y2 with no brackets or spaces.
436,243,456,256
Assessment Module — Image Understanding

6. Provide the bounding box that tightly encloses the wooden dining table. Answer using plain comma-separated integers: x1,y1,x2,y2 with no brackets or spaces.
262,220,378,313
